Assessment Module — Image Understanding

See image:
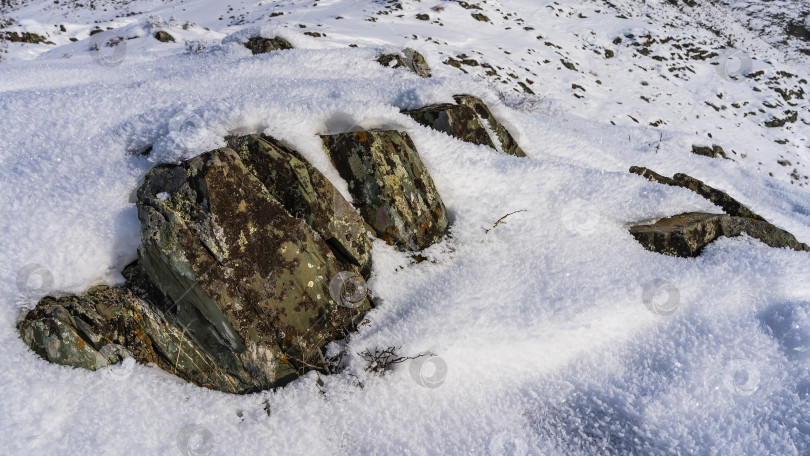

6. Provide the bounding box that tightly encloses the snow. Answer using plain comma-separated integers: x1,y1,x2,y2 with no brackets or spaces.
1,0,809,454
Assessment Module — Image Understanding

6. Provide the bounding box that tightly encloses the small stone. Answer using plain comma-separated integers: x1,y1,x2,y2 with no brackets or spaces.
154,31,175,43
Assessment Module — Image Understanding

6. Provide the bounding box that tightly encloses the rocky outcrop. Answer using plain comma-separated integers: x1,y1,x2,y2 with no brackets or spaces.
629,212,810,257
18,135,383,394
404,96,526,157
630,166,764,220
453,95,526,157
377,48,431,78
321,130,449,250
244,36,293,55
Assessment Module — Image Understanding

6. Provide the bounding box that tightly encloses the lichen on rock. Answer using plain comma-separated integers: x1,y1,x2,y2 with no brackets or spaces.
321,130,449,251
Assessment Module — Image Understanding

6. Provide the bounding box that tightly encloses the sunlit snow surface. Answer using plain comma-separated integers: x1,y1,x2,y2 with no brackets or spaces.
0,0,809,455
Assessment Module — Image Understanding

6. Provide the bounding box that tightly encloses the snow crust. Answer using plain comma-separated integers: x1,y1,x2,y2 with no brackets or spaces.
0,0,809,454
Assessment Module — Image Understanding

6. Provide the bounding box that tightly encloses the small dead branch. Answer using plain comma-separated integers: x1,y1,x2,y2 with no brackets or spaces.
358,346,426,374
483,210,526,233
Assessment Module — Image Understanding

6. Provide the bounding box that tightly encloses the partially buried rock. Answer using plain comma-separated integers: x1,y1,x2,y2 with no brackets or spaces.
18,272,277,393
404,96,526,157
136,147,369,389
154,31,175,43
629,212,810,257
19,140,373,394
453,95,526,157
321,130,449,250
630,166,764,220
691,144,727,159
376,48,431,78
244,36,293,55
404,102,498,149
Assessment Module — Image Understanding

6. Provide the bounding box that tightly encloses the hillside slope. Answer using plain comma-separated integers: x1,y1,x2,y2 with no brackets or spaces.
0,0,808,454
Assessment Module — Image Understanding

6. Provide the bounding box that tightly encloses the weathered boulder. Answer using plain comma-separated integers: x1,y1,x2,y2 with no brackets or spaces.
321,130,449,250
630,166,764,220
136,147,369,389
404,103,498,149
453,95,526,157
19,136,375,394
629,212,810,257
227,134,372,276
376,48,431,78
244,36,293,55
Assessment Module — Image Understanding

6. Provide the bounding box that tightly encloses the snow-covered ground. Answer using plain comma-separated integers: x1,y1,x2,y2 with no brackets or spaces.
0,0,809,454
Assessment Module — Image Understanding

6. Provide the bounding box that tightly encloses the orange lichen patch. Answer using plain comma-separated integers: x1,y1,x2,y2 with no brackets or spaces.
421,222,428,231
435,209,441,216
281,355,288,364
355,131,367,142
76,339,86,348
393,225,399,232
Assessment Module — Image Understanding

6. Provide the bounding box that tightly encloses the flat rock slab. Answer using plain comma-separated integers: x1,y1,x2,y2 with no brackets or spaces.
630,212,810,257
630,166,764,221
321,130,449,251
